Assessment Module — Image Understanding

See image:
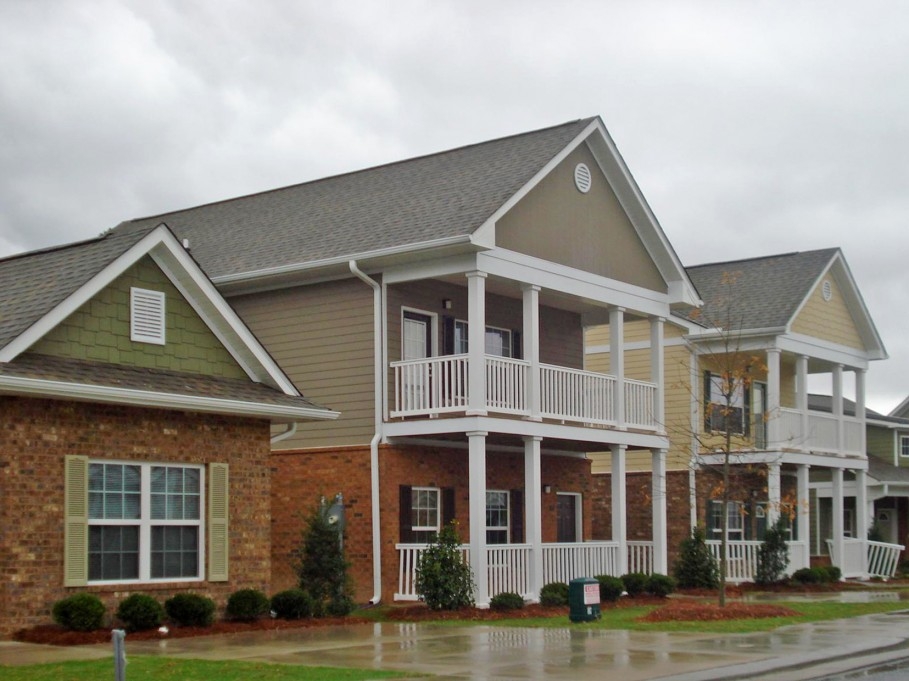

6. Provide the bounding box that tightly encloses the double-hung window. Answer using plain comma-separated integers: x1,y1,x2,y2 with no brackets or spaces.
900,435,909,458
704,372,748,435
453,321,513,358
709,500,744,540
410,487,440,536
485,491,510,544
88,462,203,583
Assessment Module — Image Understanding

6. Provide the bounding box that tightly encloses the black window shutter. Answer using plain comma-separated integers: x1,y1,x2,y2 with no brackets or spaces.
510,489,524,543
441,487,456,527
399,485,415,543
511,330,522,360
703,371,712,432
442,316,455,355
743,383,751,437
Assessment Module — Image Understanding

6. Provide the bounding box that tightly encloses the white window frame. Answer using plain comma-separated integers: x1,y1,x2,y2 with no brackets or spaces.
410,486,440,533
88,460,205,585
130,287,166,345
706,372,746,435
454,320,512,358
486,490,510,544
710,500,744,540
899,434,909,458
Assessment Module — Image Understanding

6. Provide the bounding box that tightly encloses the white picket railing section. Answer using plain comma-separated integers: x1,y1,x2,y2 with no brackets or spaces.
391,355,658,429
395,541,624,600
627,541,654,574
706,540,811,584
826,538,904,579
778,407,863,456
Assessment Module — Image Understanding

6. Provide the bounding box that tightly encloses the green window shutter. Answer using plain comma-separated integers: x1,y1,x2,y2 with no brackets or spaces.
208,463,229,582
64,455,89,586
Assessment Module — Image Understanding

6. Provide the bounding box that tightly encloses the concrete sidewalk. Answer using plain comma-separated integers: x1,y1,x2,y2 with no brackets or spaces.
3,607,909,679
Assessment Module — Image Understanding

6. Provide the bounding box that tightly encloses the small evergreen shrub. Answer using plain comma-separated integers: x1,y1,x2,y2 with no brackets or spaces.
490,592,525,611
595,575,624,603
226,589,270,621
116,594,164,631
646,573,676,598
824,565,842,582
415,521,475,610
297,499,355,617
325,593,356,617
755,518,790,585
52,593,106,632
165,593,215,627
271,589,314,620
539,582,569,606
673,526,719,589
621,572,649,597
791,567,823,584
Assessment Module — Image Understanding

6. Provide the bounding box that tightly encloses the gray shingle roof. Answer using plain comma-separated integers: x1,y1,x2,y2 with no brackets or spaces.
0,228,152,351
114,118,596,279
677,249,839,331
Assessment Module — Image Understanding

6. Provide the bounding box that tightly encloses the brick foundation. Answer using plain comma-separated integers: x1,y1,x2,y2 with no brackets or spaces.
0,396,273,637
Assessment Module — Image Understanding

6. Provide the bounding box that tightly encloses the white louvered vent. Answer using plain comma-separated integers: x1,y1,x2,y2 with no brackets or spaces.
130,287,166,345
822,280,833,301
574,163,592,193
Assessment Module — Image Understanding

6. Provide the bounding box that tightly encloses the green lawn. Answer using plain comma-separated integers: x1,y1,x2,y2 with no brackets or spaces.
1,657,414,681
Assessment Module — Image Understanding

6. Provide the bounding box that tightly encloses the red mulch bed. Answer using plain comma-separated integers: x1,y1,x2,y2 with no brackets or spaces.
640,600,799,622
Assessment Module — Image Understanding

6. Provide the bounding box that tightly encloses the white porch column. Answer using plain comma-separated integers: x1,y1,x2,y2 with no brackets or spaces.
856,369,867,455
831,467,845,575
855,468,869,576
523,284,541,421
767,462,781,526
797,355,809,447
466,272,487,416
610,307,626,429
650,317,665,430
797,464,810,563
766,348,781,448
651,448,668,574
523,436,543,599
611,444,628,575
468,431,489,605
833,364,844,454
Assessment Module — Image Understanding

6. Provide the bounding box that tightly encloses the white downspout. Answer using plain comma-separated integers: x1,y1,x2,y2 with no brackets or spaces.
349,260,384,604
270,422,297,445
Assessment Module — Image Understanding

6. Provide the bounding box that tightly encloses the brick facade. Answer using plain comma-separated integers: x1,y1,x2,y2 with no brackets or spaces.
270,444,596,603
0,396,273,637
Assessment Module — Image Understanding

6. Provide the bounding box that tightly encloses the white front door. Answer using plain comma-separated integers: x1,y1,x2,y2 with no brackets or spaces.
402,311,432,410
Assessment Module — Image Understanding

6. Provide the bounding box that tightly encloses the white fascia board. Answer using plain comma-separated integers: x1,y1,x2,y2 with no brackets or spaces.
149,239,299,395
382,415,668,449
381,253,481,285
477,249,670,317
0,227,174,363
0,375,340,423
210,235,473,287
776,334,872,370
697,450,868,470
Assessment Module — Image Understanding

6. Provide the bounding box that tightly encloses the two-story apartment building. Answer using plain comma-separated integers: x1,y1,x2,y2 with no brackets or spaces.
587,249,891,580
112,117,701,606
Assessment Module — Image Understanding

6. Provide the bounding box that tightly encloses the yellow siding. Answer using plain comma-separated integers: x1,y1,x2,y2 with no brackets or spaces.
791,275,864,349
230,279,376,449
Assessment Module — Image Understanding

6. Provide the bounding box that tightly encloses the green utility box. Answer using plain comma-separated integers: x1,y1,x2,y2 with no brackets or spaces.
568,577,601,622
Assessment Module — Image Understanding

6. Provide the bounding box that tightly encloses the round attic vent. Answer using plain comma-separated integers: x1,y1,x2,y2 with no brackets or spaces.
574,163,592,193
822,280,833,301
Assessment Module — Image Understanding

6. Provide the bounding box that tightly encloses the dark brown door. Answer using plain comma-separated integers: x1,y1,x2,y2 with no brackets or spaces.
557,494,578,543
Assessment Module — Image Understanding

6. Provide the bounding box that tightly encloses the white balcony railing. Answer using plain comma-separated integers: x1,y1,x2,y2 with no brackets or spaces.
627,541,654,574
778,408,863,456
391,355,658,430
826,538,904,579
706,540,810,584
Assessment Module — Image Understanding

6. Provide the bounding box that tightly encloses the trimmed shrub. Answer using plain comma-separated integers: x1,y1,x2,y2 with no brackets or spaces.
415,522,475,610
595,575,624,603
791,567,824,584
646,573,676,598
490,592,525,611
271,589,314,620
297,500,354,617
52,593,105,632
673,526,719,589
226,589,270,622
116,594,164,632
326,593,356,617
539,582,570,606
824,565,842,582
755,518,790,585
621,572,649,597
165,593,216,627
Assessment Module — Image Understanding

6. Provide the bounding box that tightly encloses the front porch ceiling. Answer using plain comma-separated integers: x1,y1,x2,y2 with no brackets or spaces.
385,431,657,456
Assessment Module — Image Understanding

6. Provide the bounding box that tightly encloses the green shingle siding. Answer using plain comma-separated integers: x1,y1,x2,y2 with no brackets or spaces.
28,257,245,379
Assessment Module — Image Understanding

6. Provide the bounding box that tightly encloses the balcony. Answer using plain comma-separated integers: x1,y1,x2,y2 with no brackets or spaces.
778,408,863,457
391,354,658,430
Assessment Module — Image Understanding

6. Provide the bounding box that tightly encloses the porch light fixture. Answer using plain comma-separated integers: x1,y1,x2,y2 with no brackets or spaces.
442,299,452,309
544,485,552,494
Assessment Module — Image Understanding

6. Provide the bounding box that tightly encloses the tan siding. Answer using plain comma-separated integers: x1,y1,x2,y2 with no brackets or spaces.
496,145,667,292
791,275,864,349
230,279,376,448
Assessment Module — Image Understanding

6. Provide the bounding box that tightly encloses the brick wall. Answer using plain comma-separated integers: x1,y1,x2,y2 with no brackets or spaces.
271,444,594,603
0,396,272,637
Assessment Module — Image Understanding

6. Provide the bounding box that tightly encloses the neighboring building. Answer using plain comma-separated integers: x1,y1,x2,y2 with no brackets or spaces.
112,116,701,606
0,225,337,636
586,249,892,580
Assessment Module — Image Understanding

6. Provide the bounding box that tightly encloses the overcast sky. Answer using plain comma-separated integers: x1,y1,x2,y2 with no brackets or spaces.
1,1,907,412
